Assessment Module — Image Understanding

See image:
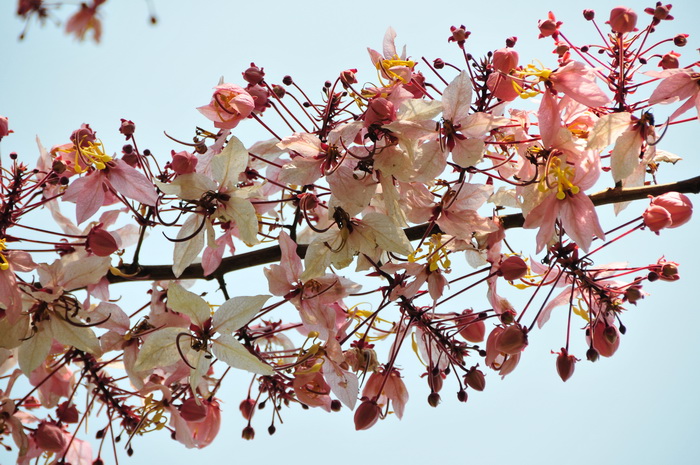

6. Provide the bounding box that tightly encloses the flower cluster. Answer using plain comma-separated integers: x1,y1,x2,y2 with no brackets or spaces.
1,4,698,464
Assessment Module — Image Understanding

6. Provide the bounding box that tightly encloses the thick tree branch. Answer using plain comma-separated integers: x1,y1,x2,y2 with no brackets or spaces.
108,175,700,284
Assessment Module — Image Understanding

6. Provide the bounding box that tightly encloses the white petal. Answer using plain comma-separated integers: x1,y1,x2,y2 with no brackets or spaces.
212,295,270,334
167,283,211,327
213,334,274,375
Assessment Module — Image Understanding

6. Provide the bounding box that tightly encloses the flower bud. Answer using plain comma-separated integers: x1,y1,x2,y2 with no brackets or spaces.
658,51,680,69
645,3,673,22
448,25,471,48
538,12,562,39
673,34,688,47
86,225,119,257
272,84,286,99
180,398,208,423
241,425,255,440
282,75,293,86
330,399,342,412
242,63,265,85
555,348,576,382
492,47,519,73
238,397,255,421
583,9,595,21
354,400,381,430
464,367,486,391
649,192,692,228
57,401,80,423
433,58,445,69
363,97,395,127
457,390,468,402
340,69,358,86
586,347,599,362
505,36,517,48
458,309,485,343
624,285,644,304
494,324,528,355
119,119,135,138
171,150,198,175
35,422,68,452
660,262,679,281
0,115,12,140
246,84,271,113
427,392,441,407
643,204,672,232
499,255,528,281
607,6,638,33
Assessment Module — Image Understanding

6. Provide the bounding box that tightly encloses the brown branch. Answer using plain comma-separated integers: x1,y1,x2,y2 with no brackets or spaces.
108,175,700,284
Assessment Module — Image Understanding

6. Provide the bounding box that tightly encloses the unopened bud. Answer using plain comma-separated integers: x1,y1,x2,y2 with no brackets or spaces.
272,84,286,99
659,51,680,69
428,392,441,407
583,9,595,21
457,390,468,402
86,225,119,257
239,398,256,420
119,119,135,139
555,348,576,382
242,63,265,85
499,255,528,281
586,347,599,362
282,75,293,86
505,36,517,48
673,34,688,47
268,425,276,435
57,401,80,424
340,69,358,86
241,425,255,440
354,400,381,430
464,367,486,391
170,150,198,175
433,58,445,69
35,422,68,452
330,399,342,412
607,6,638,33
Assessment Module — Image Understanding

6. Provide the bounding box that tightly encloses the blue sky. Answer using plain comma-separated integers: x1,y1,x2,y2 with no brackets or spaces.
2,1,700,464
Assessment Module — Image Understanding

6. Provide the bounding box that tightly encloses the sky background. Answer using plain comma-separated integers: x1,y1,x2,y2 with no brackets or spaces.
2,1,700,464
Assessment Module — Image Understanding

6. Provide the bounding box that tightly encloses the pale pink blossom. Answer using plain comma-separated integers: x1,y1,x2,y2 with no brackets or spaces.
65,0,104,43
197,83,255,129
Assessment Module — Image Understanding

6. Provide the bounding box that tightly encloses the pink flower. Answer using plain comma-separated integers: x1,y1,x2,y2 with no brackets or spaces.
647,68,700,122
197,83,255,129
487,48,521,101
648,192,692,228
538,12,562,39
62,158,158,224
170,150,198,175
65,0,105,43
170,399,222,449
362,368,409,419
0,115,12,140
606,6,638,34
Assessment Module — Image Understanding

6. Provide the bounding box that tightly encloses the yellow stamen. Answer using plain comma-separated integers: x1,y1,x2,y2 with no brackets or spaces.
537,156,580,200
0,239,10,271
375,56,416,84
510,62,553,99
69,140,112,174
408,234,451,272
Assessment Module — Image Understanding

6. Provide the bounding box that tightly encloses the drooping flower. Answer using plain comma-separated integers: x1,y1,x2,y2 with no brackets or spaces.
65,0,105,43
197,83,255,129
